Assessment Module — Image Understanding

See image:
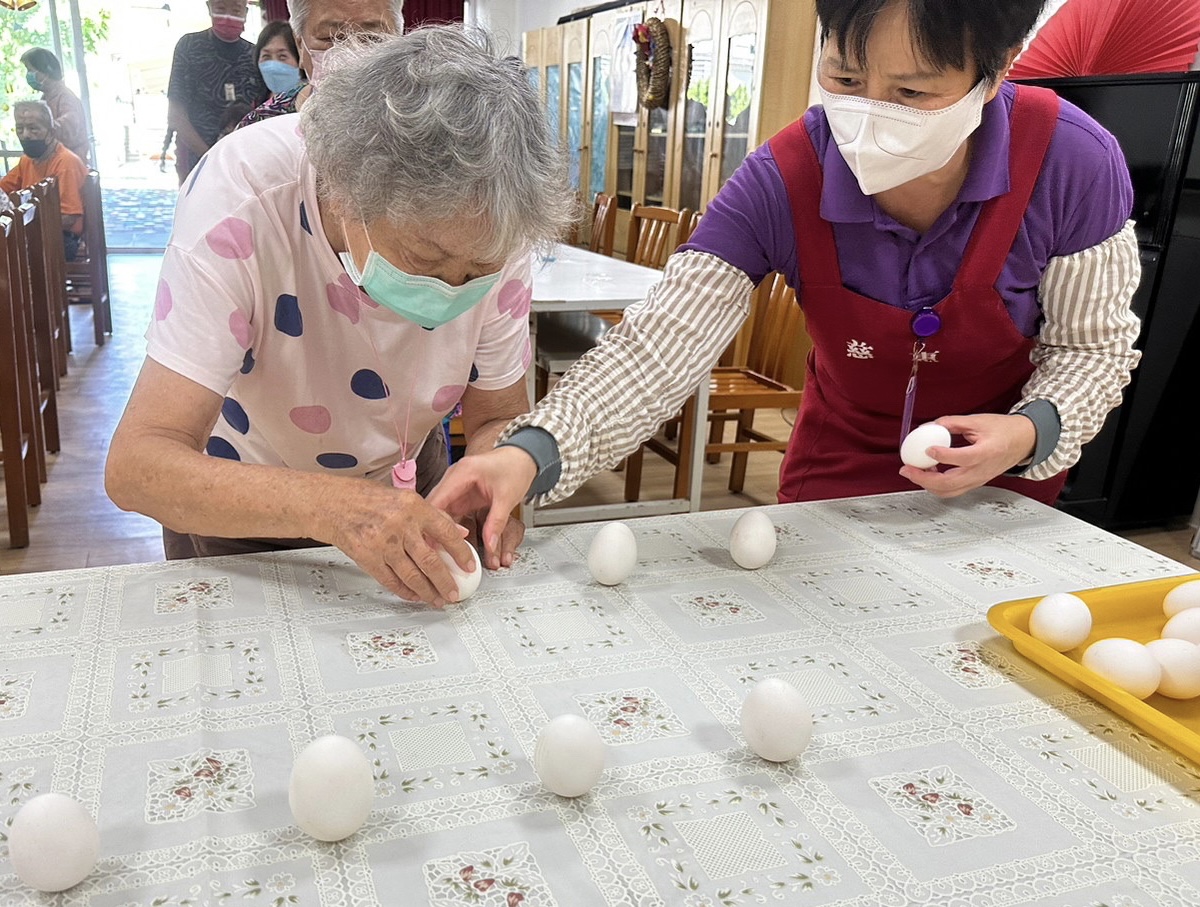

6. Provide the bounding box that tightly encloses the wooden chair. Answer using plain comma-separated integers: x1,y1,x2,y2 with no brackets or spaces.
0,214,40,547
4,205,48,499
623,272,810,501
31,179,71,371
590,192,617,257
9,194,60,456
64,170,112,346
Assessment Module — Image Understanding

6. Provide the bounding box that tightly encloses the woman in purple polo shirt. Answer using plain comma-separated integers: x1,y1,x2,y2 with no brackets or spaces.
432,0,1142,565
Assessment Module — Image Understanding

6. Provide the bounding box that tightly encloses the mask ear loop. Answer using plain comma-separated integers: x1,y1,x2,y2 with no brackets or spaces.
342,217,420,490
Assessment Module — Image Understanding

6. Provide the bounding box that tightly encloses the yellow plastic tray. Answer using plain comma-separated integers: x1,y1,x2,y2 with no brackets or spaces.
987,574,1200,764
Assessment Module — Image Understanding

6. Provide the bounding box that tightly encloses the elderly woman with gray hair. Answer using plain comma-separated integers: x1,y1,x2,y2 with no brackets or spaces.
106,27,572,607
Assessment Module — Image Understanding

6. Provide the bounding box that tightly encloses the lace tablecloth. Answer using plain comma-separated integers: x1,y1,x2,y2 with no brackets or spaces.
3,489,1199,906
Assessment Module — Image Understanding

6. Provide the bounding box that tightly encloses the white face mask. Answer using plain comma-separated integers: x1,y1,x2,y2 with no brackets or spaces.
302,41,329,84
817,80,990,195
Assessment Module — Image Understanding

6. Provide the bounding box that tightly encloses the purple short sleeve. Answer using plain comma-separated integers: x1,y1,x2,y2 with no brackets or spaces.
1031,96,1134,257
679,144,797,288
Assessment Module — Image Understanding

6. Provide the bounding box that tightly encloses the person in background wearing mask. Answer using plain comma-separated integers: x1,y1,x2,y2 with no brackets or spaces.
430,0,1144,568
1,100,87,261
20,47,89,165
106,28,573,606
236,20,303,128
167,0,265,184
239,0,404,127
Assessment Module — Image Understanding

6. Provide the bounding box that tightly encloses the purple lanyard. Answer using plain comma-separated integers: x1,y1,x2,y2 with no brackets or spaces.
900,307,942,441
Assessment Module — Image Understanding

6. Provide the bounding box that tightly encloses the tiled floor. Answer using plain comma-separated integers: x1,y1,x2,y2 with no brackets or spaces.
1,253,1197,576
101,187,177,250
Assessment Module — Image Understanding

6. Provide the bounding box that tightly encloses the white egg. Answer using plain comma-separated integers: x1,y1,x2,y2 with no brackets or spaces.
1163,579,1200,618
1028,592,1093,651
587,522,638,586
729,510,777,570
289,735,375,842
1163,608,1200,644
1081,638,1162,700
534,714,606,797
438,543,482,601
740,678,813,762
8,793,99,892
900,422,952,469
1145,638,1200,699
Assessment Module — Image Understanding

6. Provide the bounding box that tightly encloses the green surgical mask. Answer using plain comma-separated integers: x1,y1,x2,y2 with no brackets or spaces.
339,228,502,329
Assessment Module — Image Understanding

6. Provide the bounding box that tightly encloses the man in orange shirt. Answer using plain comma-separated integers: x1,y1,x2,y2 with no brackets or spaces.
0,100,87,261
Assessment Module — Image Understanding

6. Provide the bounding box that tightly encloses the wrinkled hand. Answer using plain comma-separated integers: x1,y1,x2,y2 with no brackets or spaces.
326,482,477,606
460,510,525,571
899,413,1036,498
428,446,538,570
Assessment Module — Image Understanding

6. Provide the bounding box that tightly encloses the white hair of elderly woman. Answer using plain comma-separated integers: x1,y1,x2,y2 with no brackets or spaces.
302,25,575,262
289,0,404,40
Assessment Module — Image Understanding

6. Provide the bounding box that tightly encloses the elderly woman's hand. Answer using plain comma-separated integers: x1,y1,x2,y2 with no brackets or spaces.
899,413,1038,498
428,446,537,570
325,481,479,606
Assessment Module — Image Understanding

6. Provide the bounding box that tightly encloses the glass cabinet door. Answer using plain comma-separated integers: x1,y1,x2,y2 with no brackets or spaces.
546,64,562,147
566,61,585,190
588,54,610,202
716,1,762,186
677,4,717,212
615,123,637,210
719,33,756,184
643,106,671,206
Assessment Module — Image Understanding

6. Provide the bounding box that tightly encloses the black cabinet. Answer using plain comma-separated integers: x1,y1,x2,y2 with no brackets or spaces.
1018,73,1200,529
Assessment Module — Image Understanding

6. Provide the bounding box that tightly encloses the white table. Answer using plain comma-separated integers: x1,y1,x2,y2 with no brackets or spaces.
529,244,711,526
4,489,1200,905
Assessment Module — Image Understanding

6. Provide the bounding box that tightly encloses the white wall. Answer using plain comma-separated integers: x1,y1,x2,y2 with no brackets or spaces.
469,0,603,52
516,0,590,34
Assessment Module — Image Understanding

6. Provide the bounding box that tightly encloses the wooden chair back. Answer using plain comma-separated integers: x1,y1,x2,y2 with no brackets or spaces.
65,170,112,345
626,204,692,269
9,194,60,455
678,209,701,247
5,201,48,488
32,179,71,372
590,192,617,257
742,272,810,386
0,215,32,546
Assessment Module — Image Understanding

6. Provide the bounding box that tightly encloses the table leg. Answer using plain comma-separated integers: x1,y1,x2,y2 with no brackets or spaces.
688,374,711,512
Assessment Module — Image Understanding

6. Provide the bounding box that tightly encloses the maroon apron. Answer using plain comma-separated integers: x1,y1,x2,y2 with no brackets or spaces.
772,84,1068,506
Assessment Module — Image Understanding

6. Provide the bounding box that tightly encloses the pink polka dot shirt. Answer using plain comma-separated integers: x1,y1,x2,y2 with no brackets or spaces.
146,115,533,479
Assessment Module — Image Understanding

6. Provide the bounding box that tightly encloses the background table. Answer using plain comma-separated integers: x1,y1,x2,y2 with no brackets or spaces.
3,489,1200,905
529,245,712,527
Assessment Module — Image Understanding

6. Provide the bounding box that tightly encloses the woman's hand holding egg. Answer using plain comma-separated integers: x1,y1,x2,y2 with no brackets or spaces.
900,413,1037,498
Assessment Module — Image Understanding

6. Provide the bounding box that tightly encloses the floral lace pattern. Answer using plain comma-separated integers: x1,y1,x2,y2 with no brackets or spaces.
870,765,1015,846
423,842,552,906
345,627,437,673
914,641,1032,689
126,639,267,712
672,589,766,627
350,700,519,799
0,674,33,721
575,687,688,745
144,748,255,823
948,558,1040,589
154,577,235,614
0,584,76,636
497,598,631,658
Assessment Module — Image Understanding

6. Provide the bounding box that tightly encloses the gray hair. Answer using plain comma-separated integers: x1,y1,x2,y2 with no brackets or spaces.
289,0,404,41
302,26,574,260
13,100,53,129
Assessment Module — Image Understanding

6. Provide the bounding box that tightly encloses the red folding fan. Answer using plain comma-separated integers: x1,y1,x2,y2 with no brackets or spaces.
1010,0,1200,79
